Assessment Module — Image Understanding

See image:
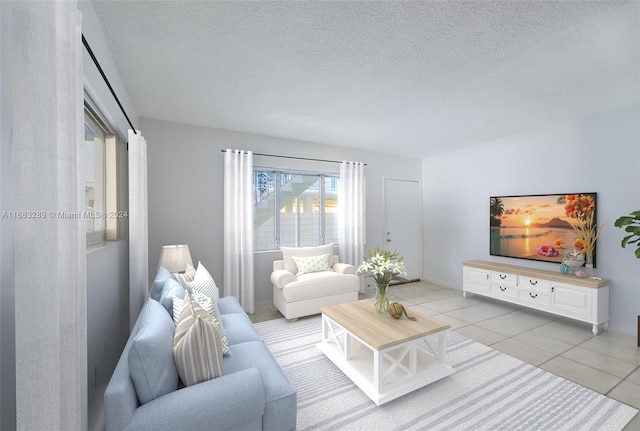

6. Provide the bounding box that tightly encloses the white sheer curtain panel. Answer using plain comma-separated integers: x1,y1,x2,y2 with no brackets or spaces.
223,149,255,313
129,129,149,328
11,2,87,429
339,161,366,291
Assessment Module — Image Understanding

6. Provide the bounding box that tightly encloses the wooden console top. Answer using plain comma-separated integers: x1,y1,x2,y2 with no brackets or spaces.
464,260,609,289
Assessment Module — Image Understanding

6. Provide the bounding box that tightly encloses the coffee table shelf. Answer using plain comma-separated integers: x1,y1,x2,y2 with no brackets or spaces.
317,299,455,405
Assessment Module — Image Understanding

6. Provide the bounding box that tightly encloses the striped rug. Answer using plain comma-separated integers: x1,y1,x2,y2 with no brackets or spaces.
255,315,638,431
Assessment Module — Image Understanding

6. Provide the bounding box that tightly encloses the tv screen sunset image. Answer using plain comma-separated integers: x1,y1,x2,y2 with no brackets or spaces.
490,193,597,265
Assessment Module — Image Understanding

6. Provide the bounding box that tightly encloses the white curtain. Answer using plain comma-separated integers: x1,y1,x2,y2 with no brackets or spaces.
11,2,87,429
223,149,255,313
339,161,366,291
129,129,148,328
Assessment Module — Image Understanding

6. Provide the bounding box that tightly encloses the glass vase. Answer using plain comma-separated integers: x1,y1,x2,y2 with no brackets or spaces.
375,283,389,314
585,253,594,277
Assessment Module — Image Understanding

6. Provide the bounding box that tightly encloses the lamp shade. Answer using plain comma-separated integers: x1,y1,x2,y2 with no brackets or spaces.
158,244,193,273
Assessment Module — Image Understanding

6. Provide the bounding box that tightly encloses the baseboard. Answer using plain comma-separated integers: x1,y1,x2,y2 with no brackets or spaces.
419,276,460,291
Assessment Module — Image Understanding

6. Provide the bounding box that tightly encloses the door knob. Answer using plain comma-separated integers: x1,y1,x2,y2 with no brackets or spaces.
386,239,392,242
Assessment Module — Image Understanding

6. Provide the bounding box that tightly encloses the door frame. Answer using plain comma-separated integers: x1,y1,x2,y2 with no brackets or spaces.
383,176,423,283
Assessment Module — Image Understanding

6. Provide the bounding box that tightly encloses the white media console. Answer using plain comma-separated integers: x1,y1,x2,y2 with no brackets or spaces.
462,260,609,335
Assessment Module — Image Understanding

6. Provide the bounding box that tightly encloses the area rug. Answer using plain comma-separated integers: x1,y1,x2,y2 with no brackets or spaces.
254,316,638,431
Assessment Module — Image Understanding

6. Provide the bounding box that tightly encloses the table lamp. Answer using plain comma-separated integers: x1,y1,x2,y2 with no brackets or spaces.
157,244,193,273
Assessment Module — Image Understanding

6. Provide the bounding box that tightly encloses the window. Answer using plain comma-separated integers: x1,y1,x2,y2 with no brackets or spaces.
254,170,339,251
84,99,120,246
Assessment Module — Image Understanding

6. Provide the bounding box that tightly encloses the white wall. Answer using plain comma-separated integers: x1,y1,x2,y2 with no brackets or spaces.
422,108,640,335
142,117,422,309
0,2,16,429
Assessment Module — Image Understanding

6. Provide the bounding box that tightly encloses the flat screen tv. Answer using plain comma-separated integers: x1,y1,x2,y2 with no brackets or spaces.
490,193,597,266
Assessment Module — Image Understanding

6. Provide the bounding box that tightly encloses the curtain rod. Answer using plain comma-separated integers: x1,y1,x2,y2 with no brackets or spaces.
220,150,366,165
82,34,137,135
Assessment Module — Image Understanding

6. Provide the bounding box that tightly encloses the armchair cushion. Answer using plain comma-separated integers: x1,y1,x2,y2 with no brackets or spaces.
281,271,360,302
280,243,333,274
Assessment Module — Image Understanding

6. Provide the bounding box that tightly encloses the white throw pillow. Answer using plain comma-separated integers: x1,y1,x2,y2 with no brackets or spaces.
292,254,333,276
173,292,224,386
280,243,333,274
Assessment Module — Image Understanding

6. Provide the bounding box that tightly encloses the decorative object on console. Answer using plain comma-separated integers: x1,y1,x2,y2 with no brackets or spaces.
490,193,599,268
560,250,585,275
387,302,417,320
157,244,193,272
566,199,604,277
357,246,407,313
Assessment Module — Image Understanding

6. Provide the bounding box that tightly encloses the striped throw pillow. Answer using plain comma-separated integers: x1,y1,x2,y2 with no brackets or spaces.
171,292,230,356
173,292,224,386
185,262,231,355
172,263,196,287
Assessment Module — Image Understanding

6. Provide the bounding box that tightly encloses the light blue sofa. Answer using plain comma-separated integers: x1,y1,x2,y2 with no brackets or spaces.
104,269,297,431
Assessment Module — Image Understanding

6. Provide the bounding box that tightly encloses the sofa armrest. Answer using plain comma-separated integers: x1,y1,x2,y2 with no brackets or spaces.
333,263,357,275
122,368,265,431
271,269,296,289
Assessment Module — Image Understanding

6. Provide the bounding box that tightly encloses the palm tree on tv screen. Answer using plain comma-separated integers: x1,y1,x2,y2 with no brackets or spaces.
490,197,504,227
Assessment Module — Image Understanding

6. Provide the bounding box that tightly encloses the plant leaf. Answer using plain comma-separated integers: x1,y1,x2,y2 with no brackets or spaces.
614,216,635,227
621,234,633,248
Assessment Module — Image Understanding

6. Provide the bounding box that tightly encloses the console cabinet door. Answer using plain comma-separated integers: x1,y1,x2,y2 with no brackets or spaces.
551,282,592,318
464,267,490,292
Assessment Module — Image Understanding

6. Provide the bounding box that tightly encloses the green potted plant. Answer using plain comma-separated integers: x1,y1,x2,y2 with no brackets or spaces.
614,210,640,347
614,210,640,258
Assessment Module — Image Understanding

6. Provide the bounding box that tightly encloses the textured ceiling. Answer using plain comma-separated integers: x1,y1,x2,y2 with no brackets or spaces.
90,1,639,157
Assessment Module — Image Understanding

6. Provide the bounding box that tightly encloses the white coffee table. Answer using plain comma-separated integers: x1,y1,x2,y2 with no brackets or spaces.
317,298,455,405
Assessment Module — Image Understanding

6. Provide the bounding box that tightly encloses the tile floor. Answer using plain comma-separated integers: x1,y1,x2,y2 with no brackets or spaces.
250,281,640,430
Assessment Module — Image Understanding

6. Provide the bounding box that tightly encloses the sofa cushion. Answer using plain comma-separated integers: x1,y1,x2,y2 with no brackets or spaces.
220,313,262,346
173,292,231,356
217,296,245,315
159,278,185,316
282,271,360,302
174,293,224,386
128,298,179,404
280,243,333,274
150,267,171,301
292,253,333,275
224,341,297,431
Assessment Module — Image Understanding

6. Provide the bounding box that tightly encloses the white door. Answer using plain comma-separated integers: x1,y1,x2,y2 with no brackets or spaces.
384,178,422,282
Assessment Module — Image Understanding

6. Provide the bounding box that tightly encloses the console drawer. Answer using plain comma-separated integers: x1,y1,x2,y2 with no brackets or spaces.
518,276,551,293
518,289,551,307
490,283,518,298
490,271,517,286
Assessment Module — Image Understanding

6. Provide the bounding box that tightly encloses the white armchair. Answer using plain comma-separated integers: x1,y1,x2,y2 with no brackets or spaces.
271,244,360,321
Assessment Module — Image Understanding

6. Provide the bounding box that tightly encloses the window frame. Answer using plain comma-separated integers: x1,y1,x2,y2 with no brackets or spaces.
84,95,121,247
253,169,339,251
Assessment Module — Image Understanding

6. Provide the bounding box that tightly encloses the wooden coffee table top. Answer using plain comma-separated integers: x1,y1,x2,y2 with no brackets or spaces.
320,298,450,350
